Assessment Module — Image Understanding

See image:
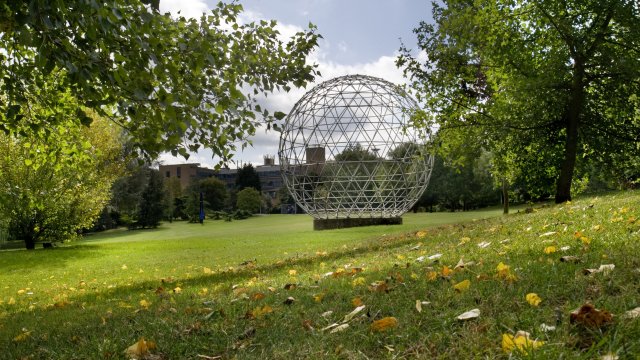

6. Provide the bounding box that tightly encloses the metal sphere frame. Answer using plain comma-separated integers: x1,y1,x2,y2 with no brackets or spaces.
278,74,433,224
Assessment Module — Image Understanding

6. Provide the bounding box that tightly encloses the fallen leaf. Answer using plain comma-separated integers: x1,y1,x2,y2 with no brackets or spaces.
313,293,325,302
580,236,591,245
173,287,182,294
321,310,333,319
12,330,31,342
203,267,213,274
456,308,480,321
288,269,297,276
496,262,518,282
560,246,571,251
539,323,556,332
583,264,615,275
441,266,452,277
352,297,364,307
121,264,128,270
477,241,491,248
623,307,640,319
570,303,613,328
416,231,427,238
247,305,273,319
330,324,349,333
124,337,156,359
601,353,619,360
370,317,398,332
352,277,366,287
426,271,438,281
544,246,557,254
453,279,471,293
560,255,581,263
368,281,388,293
139,299,151,309
283,297,295,305
8,297,16,305
284,283,297,290
415,300,422,313
302,319,314,331
539,231,557,237
502,331,544,354
342,305,366,323
428,253,443,260
525,293,542,307
415,256,426,262
251,292,265,301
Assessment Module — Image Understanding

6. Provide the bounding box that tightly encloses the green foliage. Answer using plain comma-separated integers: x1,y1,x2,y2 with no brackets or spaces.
136,169,166,229
399,0,640,203
0,105,124,249
109,163,152,226
236,187,262,213
0,1,321,163
235,164,261,191
198,178,228,211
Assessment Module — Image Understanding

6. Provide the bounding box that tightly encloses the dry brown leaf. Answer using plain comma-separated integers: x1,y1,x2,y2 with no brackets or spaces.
570,303,613,329
560,255,581,263
330,323,350,333
352,297,364,307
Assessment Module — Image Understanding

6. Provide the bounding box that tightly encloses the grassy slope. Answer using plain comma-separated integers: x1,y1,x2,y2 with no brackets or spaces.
1,193,639,359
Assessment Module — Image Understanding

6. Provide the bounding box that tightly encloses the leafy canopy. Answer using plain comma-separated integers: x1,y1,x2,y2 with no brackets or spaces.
398,0,640,202
0,1,321,163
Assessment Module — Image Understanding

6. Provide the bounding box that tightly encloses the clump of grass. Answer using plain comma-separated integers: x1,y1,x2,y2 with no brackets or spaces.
1,191,639,358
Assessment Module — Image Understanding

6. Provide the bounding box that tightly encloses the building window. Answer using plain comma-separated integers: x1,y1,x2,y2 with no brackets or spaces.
166,171,170,178
177,167,181,178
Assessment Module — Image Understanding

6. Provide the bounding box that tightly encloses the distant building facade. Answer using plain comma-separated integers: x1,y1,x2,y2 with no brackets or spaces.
159,155,283,201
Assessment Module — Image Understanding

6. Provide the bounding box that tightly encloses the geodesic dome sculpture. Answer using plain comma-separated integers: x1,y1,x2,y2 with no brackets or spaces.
278,74,433,228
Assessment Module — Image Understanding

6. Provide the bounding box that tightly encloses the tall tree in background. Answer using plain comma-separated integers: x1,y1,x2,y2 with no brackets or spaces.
137,169,166,228
236,164,262,192
199,177,228,211
399,0,640,203
0,1,320,163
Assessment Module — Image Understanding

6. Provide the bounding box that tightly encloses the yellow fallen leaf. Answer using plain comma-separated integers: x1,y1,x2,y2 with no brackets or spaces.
543,246,557,254
8,297,16,305
525,293,542,307
441,266,452,277
139,299,151,309
502,331,544,354
453,279,471,293
580,236,591,245
370,317,398,332
313,293,325,302
426,271,438,281
17,289,25,295
173,287,182,294
496,262,518,282
352,277,366,287
288,269,297,276
124,337,156,358
121,264,128,270
13,330,31,342
416,230,427,238
249,305,273,319
203,267,212,274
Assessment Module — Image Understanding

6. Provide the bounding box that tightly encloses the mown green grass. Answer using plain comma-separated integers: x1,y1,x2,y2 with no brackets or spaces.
1,194,639,359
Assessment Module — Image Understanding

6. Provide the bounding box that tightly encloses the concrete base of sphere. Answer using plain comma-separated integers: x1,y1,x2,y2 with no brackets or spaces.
313,217,402,230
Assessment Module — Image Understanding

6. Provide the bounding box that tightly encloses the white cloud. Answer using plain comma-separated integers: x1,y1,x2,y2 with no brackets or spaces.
159,0,208,19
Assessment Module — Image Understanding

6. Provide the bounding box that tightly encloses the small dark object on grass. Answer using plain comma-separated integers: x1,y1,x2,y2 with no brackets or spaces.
43,242,54,249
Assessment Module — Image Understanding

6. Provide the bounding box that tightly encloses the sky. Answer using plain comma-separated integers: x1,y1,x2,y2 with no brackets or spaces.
158,0,433,169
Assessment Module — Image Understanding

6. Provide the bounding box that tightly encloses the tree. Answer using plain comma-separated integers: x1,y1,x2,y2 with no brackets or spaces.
1,1,321,163
398,0,640,203
199,177,228,211
236,187,262,214
0,106,124,249
137,169,166,228
236,164,262,192
110,163,152,225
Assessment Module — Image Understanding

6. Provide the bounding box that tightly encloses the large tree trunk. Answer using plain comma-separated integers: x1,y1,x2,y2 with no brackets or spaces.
555,66,585,204
24,235,35,250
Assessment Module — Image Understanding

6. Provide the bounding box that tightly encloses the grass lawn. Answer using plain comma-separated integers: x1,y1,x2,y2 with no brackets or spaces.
1,193,639,359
